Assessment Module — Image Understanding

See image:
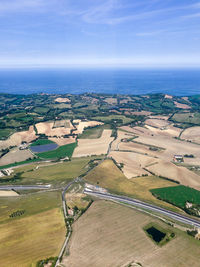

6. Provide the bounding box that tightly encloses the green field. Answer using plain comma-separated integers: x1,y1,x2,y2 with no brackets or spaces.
79,124,110,139
34,106,50,114
37,142,77,159
4,156,102,186
30,139,54,146
150,185,200,209
92,115,134,125
171,112,200,125
0,128,14,139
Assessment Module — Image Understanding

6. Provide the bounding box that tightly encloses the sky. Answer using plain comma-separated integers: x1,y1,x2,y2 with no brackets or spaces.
0,0,200,68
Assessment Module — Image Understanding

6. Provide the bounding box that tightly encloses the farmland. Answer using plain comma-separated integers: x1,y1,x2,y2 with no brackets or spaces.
37,142,77,159
151,185,200,209
79,124,111,139
5,156,102,186
73,130,113,157
30,138,54,146
84,159,180,211
0,191,65,266
63,200,200,267
1,92,200,265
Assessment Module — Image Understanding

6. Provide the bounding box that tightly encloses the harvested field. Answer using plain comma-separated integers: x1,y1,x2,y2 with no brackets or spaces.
0,208,65,267
36,121,74,137
49,137,76,146
53,119,71,128
111,129,135,150
63,201,200,267
146,160,200,190
149,115,170,120
104,97,117,104
118,141,163,158
109,151,153,178
131,111,152,116
0,147,34,166
0,190,19,197
73,120,103,135
165,94,173,99
181,126,200,143
144,125,181,138
55,97,70,103
174,101,191,109
73,130,113,157
145,119,170,128
0,126,37,150
136,129,200,165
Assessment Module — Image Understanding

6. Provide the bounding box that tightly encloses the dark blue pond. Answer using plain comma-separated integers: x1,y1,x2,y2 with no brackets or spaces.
30,143,58,153
146,227,166,243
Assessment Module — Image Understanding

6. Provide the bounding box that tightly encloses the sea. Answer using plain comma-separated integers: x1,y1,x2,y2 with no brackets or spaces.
0,68,200,96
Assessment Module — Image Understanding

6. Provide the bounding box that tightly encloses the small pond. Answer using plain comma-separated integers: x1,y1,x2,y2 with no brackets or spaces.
30,143,58,153
146,226,166,243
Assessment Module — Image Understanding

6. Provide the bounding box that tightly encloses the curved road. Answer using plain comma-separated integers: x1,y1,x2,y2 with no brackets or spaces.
84,189,200,228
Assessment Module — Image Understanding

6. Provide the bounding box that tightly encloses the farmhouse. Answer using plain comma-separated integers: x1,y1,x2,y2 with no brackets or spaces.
173,155,184,162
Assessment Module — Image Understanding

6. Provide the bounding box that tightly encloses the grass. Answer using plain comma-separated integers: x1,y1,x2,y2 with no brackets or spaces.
0,158,41,170
34,107,50,114
150,185,200,209
92,115,133,124
0,191,65,265
37,142,77,159
0,191,62,224
63,200,200,267
84,159,180,212
0,128,14,139
0,210,64,267
5,156,102,186
30,139,54,146
171,112,200,125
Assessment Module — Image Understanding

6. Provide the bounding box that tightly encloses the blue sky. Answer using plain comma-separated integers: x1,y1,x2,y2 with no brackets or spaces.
0,0,200,67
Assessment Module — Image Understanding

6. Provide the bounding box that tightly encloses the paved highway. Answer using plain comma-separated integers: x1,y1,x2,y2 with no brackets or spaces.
0,185,51,190
84,189,200,228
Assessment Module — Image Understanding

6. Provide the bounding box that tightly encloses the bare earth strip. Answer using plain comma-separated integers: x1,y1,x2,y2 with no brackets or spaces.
181,126,200,144
0,190,19,197
63,201,200,267
0,147,34,166
0,126,37,150
73,130,113,157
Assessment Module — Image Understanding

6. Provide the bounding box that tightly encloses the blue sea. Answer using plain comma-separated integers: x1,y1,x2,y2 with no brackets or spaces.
0,68,200,96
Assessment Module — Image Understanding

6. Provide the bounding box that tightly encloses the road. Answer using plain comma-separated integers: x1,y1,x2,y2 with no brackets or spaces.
0,185,51,190
55,179,80,267
84,189,200,228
